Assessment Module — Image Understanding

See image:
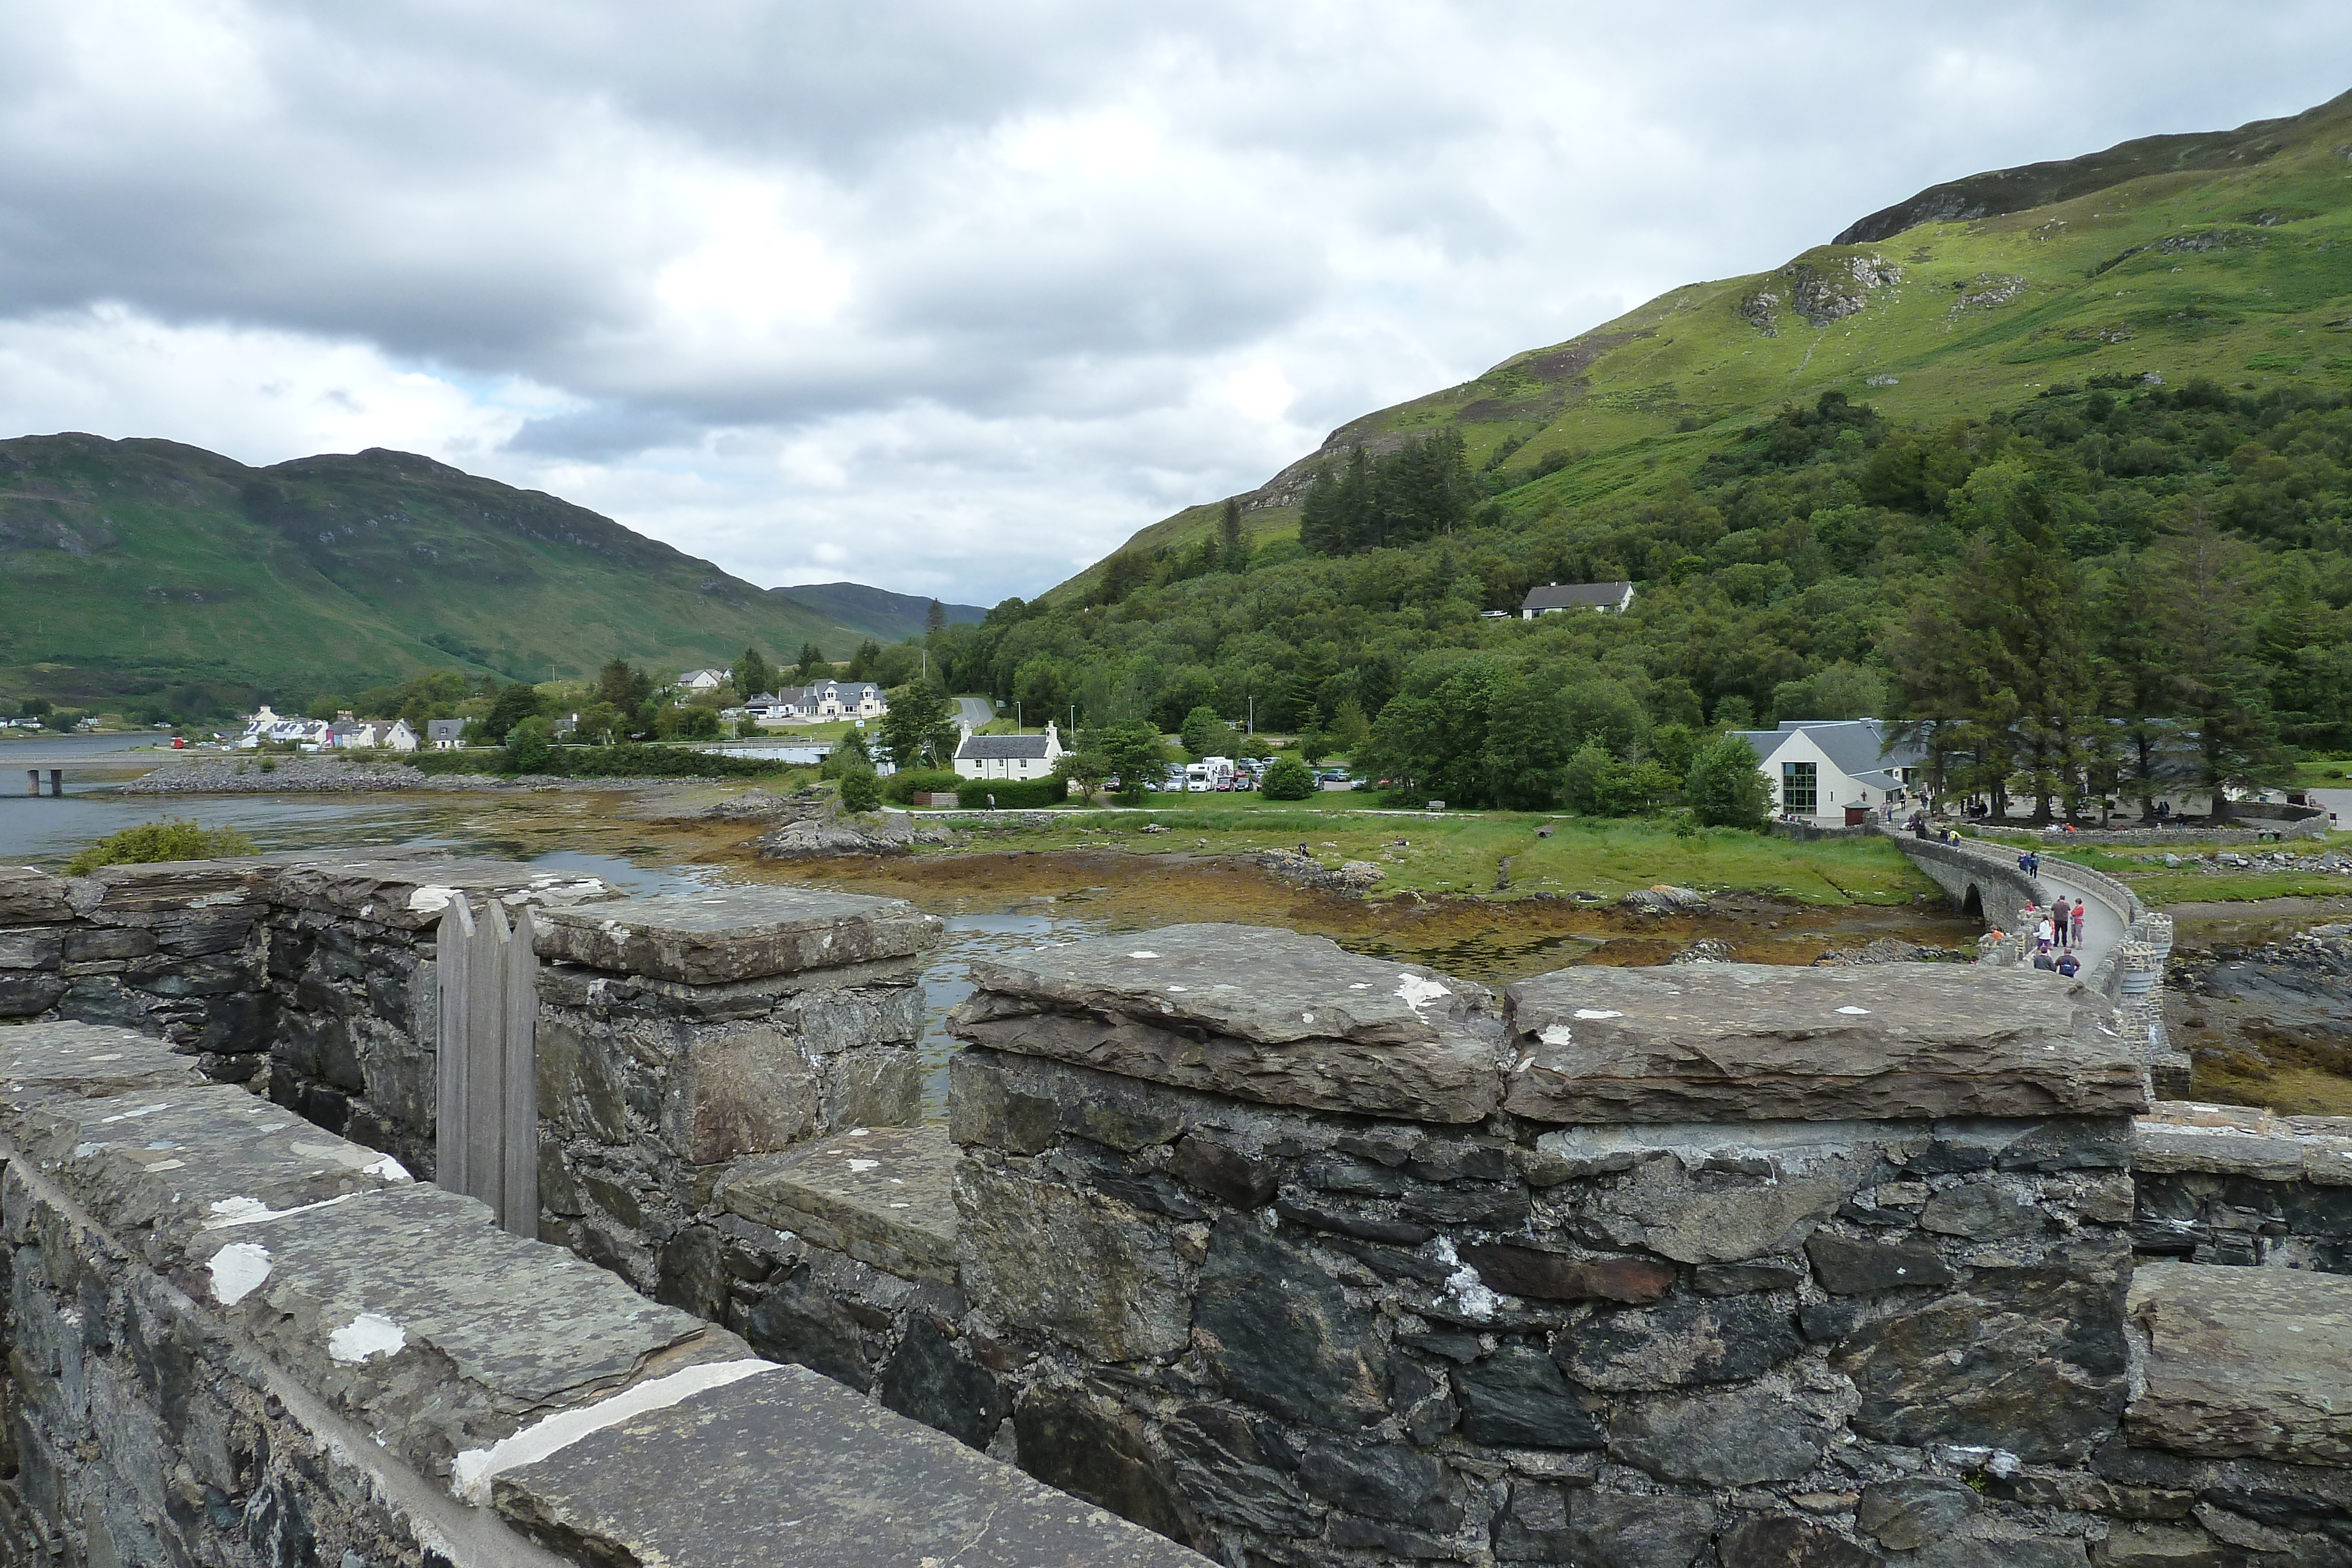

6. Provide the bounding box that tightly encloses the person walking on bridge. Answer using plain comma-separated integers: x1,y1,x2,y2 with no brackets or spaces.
2070,898,2087,950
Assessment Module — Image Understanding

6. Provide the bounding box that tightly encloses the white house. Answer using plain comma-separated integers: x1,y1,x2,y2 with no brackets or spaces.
425,719,467,750
1730,718,1926,827
953,720,1065,781
1521,580,1635,618
238,706,332,750
679,668,730,693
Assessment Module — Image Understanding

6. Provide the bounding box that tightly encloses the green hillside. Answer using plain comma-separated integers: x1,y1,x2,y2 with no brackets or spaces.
907,90,2352,821
1075,89,2352,583
770,580,984,644
0,434,871,713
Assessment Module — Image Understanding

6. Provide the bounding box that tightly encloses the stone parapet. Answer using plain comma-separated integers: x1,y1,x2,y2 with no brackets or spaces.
2133,1100,2352,1272
951,922,1507,1122
532,885,938,1308
945,1042,2154,1564
0,1018,1204,1568
1505,961,2147,1123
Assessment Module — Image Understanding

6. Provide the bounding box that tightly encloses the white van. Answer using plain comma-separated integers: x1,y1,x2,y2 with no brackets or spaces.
1185,757,1235,793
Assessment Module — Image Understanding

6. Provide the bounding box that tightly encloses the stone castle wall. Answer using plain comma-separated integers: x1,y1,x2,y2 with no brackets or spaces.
10,857,2352,1567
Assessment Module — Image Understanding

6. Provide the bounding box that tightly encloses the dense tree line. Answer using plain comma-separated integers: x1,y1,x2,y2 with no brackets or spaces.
875,377,2352,812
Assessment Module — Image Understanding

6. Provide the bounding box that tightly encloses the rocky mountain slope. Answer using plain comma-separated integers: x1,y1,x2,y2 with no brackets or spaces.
1072,89,2352,589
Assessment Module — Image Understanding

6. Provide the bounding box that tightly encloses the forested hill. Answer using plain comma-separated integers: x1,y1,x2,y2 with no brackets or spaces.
0,434,880,714
1065,88,2352,586
901,89,2352,814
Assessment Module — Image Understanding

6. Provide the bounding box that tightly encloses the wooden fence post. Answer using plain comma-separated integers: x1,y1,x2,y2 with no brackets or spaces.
431,895,539,1237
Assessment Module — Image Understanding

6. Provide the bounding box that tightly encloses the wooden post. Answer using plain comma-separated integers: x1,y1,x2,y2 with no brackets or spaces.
24,770,35,797
467,901,510,1221
47,770,62,797
434,896,475,1198
500,904,539,1238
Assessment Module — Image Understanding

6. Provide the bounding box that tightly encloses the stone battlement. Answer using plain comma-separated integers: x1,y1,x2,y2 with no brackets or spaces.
6,860,2349,1566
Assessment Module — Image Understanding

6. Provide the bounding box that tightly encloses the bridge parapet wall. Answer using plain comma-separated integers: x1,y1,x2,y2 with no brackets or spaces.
929,922,2352,1566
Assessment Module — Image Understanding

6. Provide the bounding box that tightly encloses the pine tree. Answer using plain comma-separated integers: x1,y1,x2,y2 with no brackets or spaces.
2153,492,2289,820
924,599,948,639
1218,497,1248,573
732,646,774,701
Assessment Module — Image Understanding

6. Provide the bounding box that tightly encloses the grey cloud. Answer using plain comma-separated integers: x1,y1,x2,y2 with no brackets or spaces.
7,1,2352,606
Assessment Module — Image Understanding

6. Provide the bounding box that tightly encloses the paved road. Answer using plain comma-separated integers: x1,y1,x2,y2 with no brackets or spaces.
954,696,994,728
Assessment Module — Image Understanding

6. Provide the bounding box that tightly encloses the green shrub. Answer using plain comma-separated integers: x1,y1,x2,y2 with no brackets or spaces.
66,820,258,877
503,717,555,774
957,776,1068,809
1684,735,1772,828
882,767,963,804
1260,756,1317,800
838,768,881,813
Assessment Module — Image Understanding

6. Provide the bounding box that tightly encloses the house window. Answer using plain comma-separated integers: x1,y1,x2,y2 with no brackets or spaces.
1781,761,1817,813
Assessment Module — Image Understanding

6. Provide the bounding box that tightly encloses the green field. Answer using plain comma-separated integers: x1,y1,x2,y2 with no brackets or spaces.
923,808,1939,904
2044,834,2352,904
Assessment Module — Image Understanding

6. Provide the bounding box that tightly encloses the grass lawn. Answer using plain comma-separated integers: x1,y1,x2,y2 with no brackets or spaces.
920,808,1939,905
2289,759,2352,789
2044,835,2352,905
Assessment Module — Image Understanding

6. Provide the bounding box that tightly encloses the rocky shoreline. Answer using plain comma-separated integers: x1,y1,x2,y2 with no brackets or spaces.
115,755,706,796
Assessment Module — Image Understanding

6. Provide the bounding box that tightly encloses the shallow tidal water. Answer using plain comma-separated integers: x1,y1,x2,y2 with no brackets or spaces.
5,774,1987,1121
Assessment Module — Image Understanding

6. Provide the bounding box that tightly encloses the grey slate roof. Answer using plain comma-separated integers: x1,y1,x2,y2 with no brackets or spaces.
1522,580,1633,613
956,734,1054,761
1733,718,1925,779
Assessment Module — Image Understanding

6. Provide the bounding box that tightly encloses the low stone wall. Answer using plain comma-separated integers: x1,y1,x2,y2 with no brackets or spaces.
1,855,621,1179
0,1019,1204,1567
912,921,2352,1566
2132,1100,2352,1273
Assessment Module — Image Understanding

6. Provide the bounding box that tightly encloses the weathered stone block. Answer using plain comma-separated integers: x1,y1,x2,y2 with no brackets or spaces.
948,1049,1062,1154
955,1161,1189,1361
491,1363,1208,1567
1451,1345,1605,1447
1195,1216,1385,1427
1718,1516,1883,1566
1558,1293,1803,1391
1806,1233,1953,1295
1505,963,2147,1124
1610,1383,1836,1485
1496,1486,1717,1566
2126,1260,2352,1467
270,855,617,931
1297,1439,1460,1530
3,1082,413,1260
1006,1384,1207,1552
1855,1477,1982,1550
951,924,1507,1121
1,1020,203,1099
720,1125,958,1283
876,1313,1006,1450
0,865,82,925
193,1181,735,1479
0,971,69,1017
1835,1264,2129,1463
1455,1243,1675,1303
821,1043,921,1131
534,885,935,984
0,927,65,970
1158,1403,1322,1536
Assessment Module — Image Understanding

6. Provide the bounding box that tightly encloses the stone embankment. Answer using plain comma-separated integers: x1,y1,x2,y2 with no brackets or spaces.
11,855,2352,1566
117,755,734,795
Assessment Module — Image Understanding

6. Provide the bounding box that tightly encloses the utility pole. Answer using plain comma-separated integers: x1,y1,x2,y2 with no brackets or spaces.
1015,700,1022,731
1247,694,1254,736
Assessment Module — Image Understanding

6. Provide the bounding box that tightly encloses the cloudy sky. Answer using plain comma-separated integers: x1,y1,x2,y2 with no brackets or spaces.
3,4,2348,606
